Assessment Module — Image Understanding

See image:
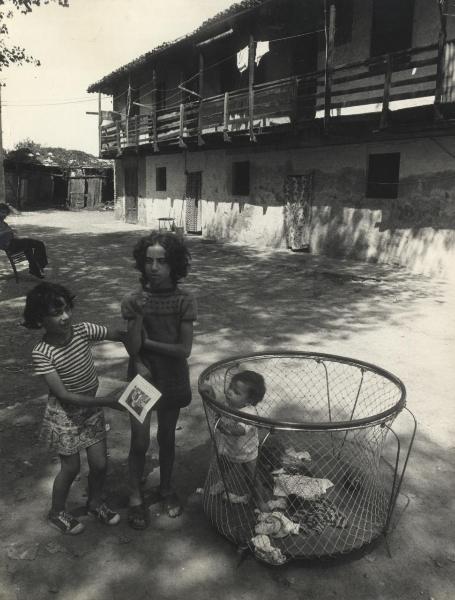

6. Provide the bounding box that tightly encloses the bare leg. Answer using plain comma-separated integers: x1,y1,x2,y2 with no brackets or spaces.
51,453,80,513
128,411,151,507
86,440,107,509
156,407,181,517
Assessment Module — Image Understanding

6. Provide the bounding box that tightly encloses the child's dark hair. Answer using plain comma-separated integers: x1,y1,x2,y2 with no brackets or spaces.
0,203,11,215
231,370,266,406
133,231,191,286
23,282,75,329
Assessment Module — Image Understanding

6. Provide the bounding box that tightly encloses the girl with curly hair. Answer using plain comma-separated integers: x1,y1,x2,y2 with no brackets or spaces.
121,232,197,528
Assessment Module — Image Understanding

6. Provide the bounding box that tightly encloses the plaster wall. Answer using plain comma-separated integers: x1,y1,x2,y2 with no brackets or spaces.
120,139,455,278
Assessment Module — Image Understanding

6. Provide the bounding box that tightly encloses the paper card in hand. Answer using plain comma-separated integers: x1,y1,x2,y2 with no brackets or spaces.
118,375,161,423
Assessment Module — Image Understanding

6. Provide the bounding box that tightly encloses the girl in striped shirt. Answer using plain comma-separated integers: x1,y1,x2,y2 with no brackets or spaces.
24,282,124,535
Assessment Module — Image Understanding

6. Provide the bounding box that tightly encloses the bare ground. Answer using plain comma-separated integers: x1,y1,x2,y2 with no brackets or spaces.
0,210,454,600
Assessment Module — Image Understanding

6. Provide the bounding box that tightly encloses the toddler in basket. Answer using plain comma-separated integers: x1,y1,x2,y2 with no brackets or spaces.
202,370,268,509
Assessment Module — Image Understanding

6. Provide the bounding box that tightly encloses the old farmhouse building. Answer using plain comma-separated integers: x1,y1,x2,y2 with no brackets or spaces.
88,0,455,277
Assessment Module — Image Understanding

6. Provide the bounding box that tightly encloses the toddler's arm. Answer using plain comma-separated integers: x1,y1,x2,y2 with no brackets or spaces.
42,371,120,409
218,418,248,436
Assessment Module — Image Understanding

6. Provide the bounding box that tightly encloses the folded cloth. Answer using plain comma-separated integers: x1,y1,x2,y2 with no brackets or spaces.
255,511,299,538
273,474,334,500
251,534,286,565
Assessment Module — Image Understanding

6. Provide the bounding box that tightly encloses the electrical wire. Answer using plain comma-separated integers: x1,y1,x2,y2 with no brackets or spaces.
111,23,327,104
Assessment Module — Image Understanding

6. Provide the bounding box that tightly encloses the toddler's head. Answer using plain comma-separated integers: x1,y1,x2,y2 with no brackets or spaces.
133,231,191,288
23,282,75,330
226,370,266,409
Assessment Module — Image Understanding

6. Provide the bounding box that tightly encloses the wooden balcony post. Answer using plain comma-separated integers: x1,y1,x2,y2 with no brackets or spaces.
115,120,121,157
151,68,159,152
223,91,231,142
434,0,448,120
135,115,140,149
248,34,257,142
379,54,392,129
198,52,205,146
98,93,102,157
323,2,336,134
179,103,187,148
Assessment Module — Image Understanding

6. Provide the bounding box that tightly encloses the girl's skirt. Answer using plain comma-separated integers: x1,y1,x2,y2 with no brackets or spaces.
40,394,106,456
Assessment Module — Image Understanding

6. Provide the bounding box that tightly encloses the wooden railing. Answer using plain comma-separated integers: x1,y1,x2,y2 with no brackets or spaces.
100,41,451,155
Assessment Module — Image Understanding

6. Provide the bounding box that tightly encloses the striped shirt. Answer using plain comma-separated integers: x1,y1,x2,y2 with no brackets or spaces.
32,322,107,394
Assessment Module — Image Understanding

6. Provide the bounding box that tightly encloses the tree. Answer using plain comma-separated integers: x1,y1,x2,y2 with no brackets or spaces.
0,0,69,70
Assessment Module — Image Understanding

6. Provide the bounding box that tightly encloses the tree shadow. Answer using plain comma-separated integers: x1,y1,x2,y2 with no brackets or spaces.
0,216,453,599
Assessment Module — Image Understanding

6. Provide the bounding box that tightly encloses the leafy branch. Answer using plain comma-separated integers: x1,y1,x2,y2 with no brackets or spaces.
0,0,69,70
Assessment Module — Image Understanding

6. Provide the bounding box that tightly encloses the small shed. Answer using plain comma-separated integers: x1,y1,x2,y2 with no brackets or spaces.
4,144,113,211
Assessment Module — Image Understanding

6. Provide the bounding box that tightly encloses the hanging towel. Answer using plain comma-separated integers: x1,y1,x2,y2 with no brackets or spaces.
237,45,249,72
255,41,269,66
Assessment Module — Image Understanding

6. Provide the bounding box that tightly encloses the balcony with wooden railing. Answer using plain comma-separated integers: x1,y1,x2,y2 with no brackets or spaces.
99,40,455,157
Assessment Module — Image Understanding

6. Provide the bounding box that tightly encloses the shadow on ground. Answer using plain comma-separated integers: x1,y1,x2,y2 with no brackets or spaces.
0,214,454,600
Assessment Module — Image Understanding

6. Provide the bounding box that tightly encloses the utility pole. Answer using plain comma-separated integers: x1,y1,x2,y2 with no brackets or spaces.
0,82,6,204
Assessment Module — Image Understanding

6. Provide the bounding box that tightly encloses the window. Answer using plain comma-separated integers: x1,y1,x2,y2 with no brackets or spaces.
156,167,167,192
156,82,166,111
370,0,414,57
366,153,400,199
232,161,250,196
335,0,354,46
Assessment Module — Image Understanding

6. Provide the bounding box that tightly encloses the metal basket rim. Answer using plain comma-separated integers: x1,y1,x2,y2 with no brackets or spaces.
198,350,406,431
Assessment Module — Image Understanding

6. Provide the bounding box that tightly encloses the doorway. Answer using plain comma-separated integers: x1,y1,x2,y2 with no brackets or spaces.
185,171,202,234
284,173,314,251
124,161,138,224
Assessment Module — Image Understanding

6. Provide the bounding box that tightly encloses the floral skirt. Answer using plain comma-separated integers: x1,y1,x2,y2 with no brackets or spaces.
40,395,106,456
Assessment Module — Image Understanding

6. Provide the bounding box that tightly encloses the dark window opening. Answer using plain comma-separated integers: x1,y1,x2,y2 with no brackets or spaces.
232,161,250,196
156,167,167,192
366,153,400,199
370,0,414,58
334,0,354,46
156,82,166,111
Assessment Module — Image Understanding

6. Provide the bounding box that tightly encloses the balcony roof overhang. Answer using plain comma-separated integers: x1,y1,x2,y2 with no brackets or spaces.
87,0,304,95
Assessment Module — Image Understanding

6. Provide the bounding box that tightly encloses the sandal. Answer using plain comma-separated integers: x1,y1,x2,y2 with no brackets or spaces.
160,491,183,518
127,504,148,530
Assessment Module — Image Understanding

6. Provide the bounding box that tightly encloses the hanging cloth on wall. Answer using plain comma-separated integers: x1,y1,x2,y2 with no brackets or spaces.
255,41,269,66
237,45,249,72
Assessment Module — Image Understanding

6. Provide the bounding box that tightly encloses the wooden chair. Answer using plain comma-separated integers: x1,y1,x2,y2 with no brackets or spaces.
3,249,28,283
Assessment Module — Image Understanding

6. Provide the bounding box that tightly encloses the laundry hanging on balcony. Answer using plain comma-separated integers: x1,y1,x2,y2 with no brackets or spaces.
236,41,270,73
255,41,269,65
237,46,249,72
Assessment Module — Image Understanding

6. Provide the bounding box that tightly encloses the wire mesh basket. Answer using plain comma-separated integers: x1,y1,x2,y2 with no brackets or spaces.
198,352,416,565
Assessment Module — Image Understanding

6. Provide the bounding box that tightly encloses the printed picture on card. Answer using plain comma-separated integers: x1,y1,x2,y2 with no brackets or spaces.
118,375,161,423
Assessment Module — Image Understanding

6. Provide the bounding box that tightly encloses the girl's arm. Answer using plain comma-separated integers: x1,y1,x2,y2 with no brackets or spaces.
124,315,144,356
142,321,193,358
42,371,119,409
104,328,128,344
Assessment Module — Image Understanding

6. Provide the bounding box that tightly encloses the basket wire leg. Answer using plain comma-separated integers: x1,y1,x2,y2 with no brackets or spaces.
382,407,417,555
338,369,365,457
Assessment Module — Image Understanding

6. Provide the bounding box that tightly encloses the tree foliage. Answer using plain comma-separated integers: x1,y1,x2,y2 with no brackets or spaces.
0,0,69,70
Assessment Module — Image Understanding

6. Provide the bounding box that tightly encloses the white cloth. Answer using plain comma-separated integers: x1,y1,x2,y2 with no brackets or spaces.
255,41,269,66
237,45,249,72
273,474,334,500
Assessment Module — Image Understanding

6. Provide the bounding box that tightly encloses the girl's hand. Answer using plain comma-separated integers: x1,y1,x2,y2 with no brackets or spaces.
130,294,146,316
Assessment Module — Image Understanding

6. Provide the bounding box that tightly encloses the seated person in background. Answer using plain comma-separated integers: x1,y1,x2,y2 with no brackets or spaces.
0,203,48,278
201,371,269,510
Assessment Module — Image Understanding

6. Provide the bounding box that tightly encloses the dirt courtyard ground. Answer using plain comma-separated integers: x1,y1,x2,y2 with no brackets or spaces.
0,210,454,600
